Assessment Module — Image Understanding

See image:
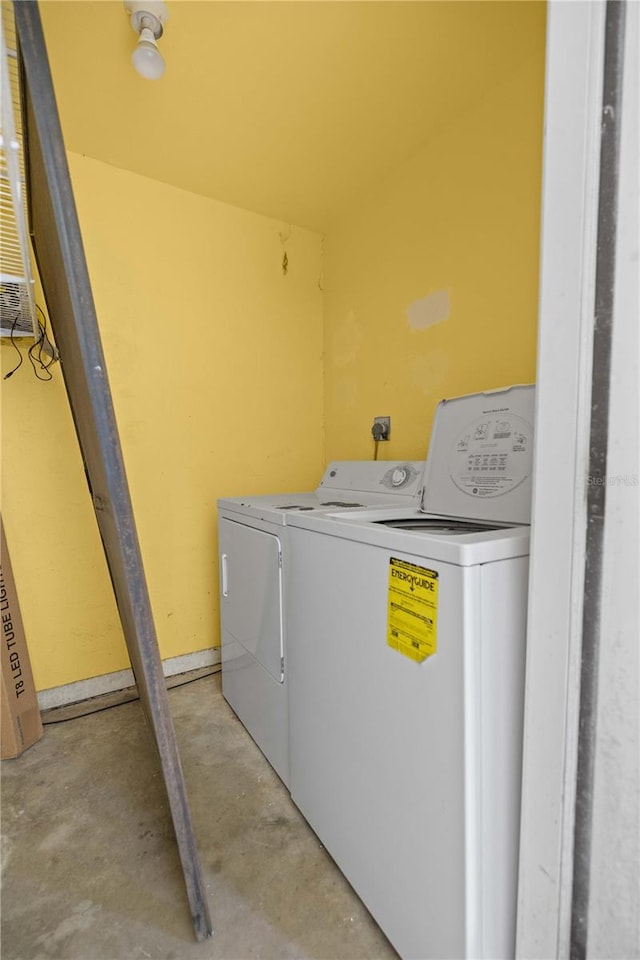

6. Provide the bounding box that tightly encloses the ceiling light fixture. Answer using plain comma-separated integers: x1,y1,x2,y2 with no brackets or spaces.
124,1,169,81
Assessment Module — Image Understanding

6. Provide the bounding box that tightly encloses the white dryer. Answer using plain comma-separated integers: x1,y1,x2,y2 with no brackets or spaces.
286,386,535,959
217,460,423,786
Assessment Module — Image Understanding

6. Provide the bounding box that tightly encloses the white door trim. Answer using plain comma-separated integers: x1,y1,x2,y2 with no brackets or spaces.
517,2,607,957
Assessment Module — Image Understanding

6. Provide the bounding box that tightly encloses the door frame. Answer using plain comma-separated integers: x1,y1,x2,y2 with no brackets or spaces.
518,1,637,956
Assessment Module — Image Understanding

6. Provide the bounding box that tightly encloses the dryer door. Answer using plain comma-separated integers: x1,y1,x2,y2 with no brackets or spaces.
219,518,284,682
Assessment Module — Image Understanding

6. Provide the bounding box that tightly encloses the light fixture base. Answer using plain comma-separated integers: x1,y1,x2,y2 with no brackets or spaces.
124,0,169,38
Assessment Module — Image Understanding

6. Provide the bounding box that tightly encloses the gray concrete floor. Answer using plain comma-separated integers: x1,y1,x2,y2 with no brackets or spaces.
1,672,397,960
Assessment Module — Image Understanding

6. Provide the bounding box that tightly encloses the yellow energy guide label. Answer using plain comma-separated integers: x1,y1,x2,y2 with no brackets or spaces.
387,558,438,663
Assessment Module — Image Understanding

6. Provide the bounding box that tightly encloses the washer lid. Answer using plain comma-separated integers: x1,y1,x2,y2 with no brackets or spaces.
421,384,535,525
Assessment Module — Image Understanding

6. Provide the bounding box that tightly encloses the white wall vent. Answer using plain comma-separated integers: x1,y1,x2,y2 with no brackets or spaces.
1,1,37,339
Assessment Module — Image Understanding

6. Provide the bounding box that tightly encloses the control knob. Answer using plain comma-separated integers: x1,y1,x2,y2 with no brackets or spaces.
391,467,409,487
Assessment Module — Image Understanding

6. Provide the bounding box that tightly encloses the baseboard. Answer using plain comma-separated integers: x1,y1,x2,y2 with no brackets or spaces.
37,647,221,711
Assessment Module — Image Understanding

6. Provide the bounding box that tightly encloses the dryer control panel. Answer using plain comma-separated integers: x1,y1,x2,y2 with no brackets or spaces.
318,461,423,500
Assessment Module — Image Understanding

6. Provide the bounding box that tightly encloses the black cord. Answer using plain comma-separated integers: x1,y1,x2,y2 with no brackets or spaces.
3,303,58,381
3,313,24,380
42,666,221,725
42,690,140,724
35,303,57,368
27,304,57,381
28,341,52,380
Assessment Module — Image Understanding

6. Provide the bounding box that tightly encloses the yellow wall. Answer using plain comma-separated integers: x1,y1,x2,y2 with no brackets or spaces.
1,6,545,694
1,153,324,691
323,42,546,461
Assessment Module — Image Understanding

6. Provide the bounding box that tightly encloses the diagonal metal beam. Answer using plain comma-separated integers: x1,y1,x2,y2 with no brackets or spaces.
13,1,213,941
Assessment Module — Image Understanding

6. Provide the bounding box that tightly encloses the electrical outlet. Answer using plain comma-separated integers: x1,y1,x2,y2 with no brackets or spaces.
372,416,391,441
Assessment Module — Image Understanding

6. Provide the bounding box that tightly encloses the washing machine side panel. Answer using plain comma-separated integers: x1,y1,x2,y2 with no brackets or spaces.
288,526,472,960
478,556,529,959
217,516,288,785
220,632,289,786
218,518,283,682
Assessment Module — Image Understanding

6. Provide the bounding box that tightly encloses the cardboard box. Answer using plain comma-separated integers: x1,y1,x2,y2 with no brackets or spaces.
1,518,43,759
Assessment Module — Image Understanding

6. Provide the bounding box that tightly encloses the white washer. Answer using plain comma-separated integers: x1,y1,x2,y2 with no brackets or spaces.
217,460,423,786
286,385,535,960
